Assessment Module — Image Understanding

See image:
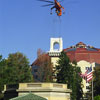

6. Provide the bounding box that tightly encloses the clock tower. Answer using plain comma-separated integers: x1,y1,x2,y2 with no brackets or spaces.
48,37,63,68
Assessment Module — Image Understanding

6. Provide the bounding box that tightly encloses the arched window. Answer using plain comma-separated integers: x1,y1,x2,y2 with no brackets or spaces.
53,42,59,51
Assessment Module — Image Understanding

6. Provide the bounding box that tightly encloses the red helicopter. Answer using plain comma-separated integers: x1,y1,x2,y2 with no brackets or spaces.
39,0,65,16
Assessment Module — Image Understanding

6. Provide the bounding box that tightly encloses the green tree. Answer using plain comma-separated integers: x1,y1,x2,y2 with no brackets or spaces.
0,52,33,100
94,66,100,96
94,95,100,100
56,51,72,85
0,55,10,100
4,52,33,84
56,51,83,100
71,63,83,100
0,55,7,100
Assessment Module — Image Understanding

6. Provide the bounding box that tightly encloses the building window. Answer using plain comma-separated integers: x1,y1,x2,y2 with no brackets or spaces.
85,67,89,70
86,86,90,89
54,42,59,51
35,75,38,79
86,81,89,83
34,69,38,72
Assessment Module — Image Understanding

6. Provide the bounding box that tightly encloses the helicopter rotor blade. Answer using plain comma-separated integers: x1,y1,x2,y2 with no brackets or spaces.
41,4,54,7
38,0,54,3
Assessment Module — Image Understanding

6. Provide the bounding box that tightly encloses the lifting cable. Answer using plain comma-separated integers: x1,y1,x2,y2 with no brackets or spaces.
52,16,62,38
58,16,62,38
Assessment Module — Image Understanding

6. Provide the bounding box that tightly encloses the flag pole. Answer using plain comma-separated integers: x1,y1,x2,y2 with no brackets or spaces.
92,66,94,100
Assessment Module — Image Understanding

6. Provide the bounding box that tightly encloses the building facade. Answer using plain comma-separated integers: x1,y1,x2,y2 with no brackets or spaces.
3,83,71,100
32,38,100,95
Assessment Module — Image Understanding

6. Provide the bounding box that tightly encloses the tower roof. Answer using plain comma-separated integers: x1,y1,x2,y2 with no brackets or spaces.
76,42,86,47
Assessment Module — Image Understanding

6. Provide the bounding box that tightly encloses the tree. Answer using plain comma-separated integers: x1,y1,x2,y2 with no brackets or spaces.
56,51,72,85
94,66,100,96
0,55,7,100
56,51,83,100
0,52,33,100
4,52,33,84
94,95,100,100
71,63,83,100
35,49,53,82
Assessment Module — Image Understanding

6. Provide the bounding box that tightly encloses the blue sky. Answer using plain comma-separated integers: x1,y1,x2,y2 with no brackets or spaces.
0,0,100,64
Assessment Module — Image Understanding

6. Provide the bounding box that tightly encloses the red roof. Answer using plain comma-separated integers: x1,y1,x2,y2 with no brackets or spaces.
64,42,100,64
32,42,100,66
31,53,49,66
